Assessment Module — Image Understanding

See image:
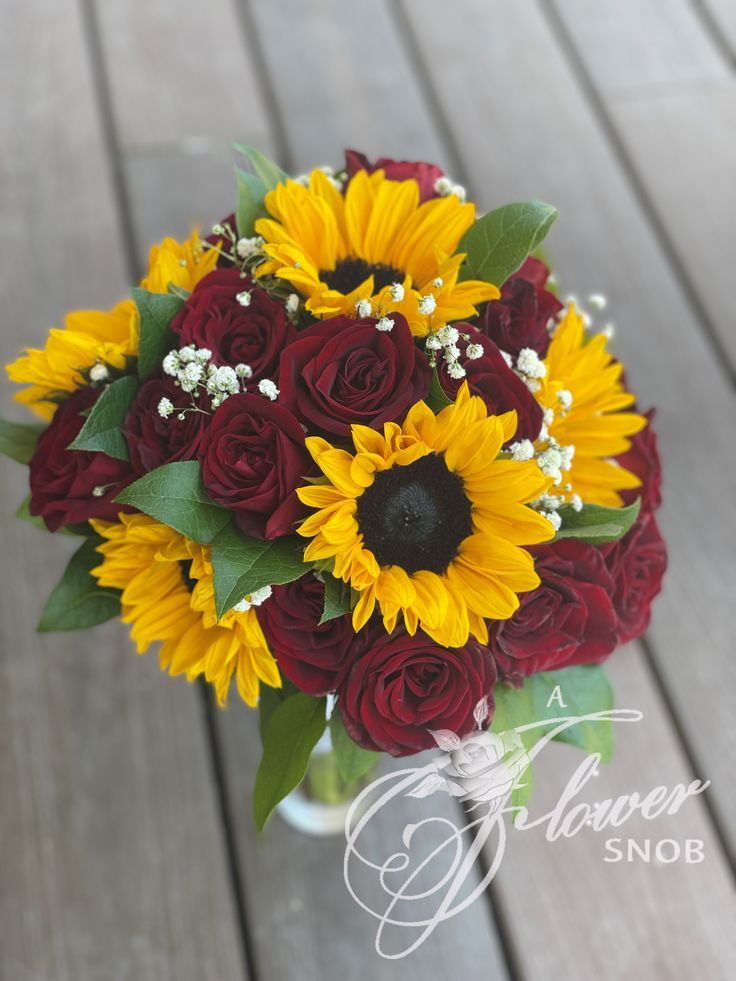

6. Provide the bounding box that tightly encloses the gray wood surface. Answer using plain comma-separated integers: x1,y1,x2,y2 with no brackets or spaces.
0,3,248,979
402,0,736,861
552,0,736,373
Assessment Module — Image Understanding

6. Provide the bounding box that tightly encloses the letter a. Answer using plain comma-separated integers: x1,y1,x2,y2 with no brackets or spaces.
546,685,567,708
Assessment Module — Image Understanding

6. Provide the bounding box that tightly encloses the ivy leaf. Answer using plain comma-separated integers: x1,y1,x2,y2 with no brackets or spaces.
0,417,45,464
329,712,380,785
234,143,289,192
253,693,327,831
68,375,138,460
492,665,614,762
425,366,453,413
131,288,184,381
37,537,121,632
115,461,230,544
458,201,558,287
235,167,268,238
320,575,353,624
210,522,307,618
554,499,641,545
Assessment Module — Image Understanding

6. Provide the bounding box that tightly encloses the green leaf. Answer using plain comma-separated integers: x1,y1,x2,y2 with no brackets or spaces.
115,461,230,544
234,143,289,191
0,417,45,464
211,522,307,619
253,693,326,831
458,201,558,288
258,685,286,743
16,496,91,536
235,167,268,238
131,288,184,381
37,537,121,632
425,366,453,413
329,712,380,785
68,375,138,460
319,575,353,624
492,665,614,762
554,499,640,545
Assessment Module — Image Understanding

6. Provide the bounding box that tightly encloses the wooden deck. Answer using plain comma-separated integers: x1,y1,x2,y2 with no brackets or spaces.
1,1,734,977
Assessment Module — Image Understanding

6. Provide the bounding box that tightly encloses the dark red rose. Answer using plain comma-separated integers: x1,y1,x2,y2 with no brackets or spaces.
617,409,662,513
257,575,355,695
491,540,619,684
338,627,497,756
29,387,133,532
198,393,311,539
602,513,667,644
123,376,210,475
438,331,543,444
344,150,445,202
481,257,562,359
171,268,295,385
278,314,431,436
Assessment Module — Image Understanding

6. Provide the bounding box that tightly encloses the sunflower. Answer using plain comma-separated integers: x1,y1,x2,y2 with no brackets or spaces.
536,305,646,507
297,384,554,648
255,169,498,335
90,514,280,706
6,232,217,419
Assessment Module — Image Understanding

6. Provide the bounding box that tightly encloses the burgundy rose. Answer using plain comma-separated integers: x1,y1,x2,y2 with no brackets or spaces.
257,575,355,695
344,149,444,202
438,331,543,443
481,257,562,359
491,540,619,683
198,393,311,539
617,409,662,513
278,314,430,436
338,627,497,756
123,376,210,475
602,513,667,644
29,387,133,532
171,269,295,385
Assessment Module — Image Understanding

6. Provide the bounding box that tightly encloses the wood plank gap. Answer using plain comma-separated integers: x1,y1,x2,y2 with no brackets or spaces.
690,0,736,68
78,0,140,282
232,0,293,169
540,0,736,387
199,682,261,981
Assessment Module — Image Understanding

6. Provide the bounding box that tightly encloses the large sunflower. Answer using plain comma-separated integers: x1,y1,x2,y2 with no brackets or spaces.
6,232,217,419
90,514,279,706
536,305,646,507
255,169,498,335
297,384,554,648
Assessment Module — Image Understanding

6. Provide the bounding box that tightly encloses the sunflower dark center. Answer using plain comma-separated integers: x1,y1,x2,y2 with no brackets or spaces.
321,257,404,295
356,454,473,575
179,560,197,593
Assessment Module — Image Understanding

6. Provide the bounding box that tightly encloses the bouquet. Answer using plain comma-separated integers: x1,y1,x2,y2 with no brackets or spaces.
2,146,666,829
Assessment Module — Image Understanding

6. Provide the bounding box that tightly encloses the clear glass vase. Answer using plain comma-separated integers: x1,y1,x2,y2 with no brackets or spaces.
276,729,378,836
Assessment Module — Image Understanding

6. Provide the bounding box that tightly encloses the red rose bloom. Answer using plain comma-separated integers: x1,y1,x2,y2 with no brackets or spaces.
491,540,619,684
278,314,431,436
123,376,210,475
602,513,667,644
198,393,311,539
171,269,295,384
29,387,133,532
438,332,543,444
257,575,355,695
344,149,444,202
617,409,662,513
338,627,497,756
481,257,562,359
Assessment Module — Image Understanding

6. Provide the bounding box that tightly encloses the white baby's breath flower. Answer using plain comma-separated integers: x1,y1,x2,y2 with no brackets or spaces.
376,316,395,332
258,379,279,400
446,362,466,380
433,176,453,196
355,298,372,318
389,282,405,302
509,439,534,462
235,363,253,379
236,236,263,259
466,343,483,360
162,352,180,376
437,325,459,346
236,290,252,307
89,362,109,383
571,494,583,512
516,347,547,379
178,345,196,364
418,294,437,316
285,293,300,315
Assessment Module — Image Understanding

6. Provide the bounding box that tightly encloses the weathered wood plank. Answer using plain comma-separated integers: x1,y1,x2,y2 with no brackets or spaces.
0,3,247,979
552,0,736,371
402,0,736,859
94,0,509,974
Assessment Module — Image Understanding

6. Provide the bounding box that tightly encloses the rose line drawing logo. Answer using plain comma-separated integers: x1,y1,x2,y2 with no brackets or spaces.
343,703,710,960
